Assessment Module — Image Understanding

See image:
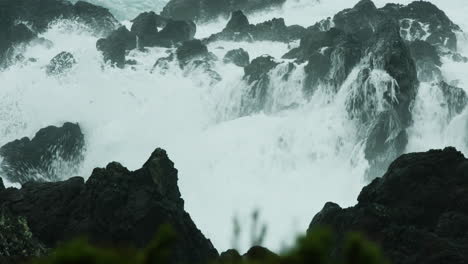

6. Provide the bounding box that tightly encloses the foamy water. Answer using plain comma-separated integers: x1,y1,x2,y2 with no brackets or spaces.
1,0,468,253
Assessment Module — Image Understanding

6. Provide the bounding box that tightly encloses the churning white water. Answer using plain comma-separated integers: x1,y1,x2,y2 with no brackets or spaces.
1,0,468,253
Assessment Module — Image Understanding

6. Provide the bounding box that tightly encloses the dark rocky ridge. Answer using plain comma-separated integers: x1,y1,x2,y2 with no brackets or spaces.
161,0,285,22
205,10,306,43
0,148,218,263
96,13,196,67
0,123,85,184
0,0,119,67
310,147,468,264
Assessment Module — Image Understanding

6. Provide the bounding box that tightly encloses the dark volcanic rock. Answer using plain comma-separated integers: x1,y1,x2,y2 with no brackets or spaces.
0,206,46,258
0,148,218,263
206,11,305,43
45,51,76,75
0,123,85,184
130,11,167,48
72,1,119,35
161,0,285,22
223,48,250,67
437,81,467,118
97,26,136,67
176,39,209,64
310,147,468,264
409,40,442,82
158,19,197,45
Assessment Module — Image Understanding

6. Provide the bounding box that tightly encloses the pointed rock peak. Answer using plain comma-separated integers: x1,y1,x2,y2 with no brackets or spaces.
225,10,250,32
143,148,182,204
354,0,376,10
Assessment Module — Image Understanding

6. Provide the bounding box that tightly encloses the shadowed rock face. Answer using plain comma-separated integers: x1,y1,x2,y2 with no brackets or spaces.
46,51,77,76
0,148,218,263
224,48,250,67
205,11,305,43
0,123,85,184
310,147,468,264
161,0,285,22
0,0,119,67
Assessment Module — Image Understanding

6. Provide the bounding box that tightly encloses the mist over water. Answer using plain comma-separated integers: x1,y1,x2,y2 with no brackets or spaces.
1,0,468,253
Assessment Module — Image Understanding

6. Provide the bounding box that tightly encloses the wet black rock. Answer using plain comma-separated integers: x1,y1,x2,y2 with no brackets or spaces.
223,48,250,67
225,10,250,32
158,20,197,46
239,56,279,115
0,206,46,259
45,51,76,75
72,1,119,35
0,0,118,66
409,40,442,82
131,11,167,48
310,147,468,264
176,39,209,65
206,11,305,43
0,123,85,184
437,81,467,118
0,148,218,263
96,26,136,67
161,0,285,22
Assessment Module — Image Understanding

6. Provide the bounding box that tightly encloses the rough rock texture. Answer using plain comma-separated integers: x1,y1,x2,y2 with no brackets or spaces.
161,0,285,22
310,147,468,264
45,51,77,75
0,148,218,263
98,16,196,66
409,40,442,82
205,11,305,43
437,81,467,118
0,0,118,66
223,48,250,67
0,123,85,184
0,206,46,258
96,26,136,67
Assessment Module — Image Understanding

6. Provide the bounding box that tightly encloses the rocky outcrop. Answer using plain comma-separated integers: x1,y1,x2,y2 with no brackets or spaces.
223,48,250,67
0,148,218,263
97,14,196,67
0,0,118,67
0,123,85,184
310,147,468,264
409,40,442,82
96,26,136,67
205,11,305,43
45,51,76,76
437,81,467,119
161,0,285,22
0,206,46,259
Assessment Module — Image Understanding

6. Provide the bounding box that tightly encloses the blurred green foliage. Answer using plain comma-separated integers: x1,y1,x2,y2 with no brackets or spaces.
31,225,389,264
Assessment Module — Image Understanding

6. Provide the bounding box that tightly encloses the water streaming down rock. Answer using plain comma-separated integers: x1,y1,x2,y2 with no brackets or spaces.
1,0,468,253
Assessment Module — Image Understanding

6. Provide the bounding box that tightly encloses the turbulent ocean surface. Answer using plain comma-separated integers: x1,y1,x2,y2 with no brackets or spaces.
1,0,468,252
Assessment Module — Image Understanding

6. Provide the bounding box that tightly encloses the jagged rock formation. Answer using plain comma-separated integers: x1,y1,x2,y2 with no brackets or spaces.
45,51,77,76
0,148,218,263
437,81,467,119
238,0,463,179
0,0,119,66
0,123,85,184
223,48,250,67
0,206,46,259
161,0,285,22
97,12,196,67
205,11,305,43
310,147,468,264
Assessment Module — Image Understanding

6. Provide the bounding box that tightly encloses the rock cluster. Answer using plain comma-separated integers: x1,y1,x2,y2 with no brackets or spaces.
0,148,218,263
310,147,468,264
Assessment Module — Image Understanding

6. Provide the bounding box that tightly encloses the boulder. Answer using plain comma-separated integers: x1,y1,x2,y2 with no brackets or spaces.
409,40,442,82
437,81,467,118
206,11,305,43
176,39,209,64
96,26,136,67
161,0,286,22
223,48,250,67
45,51,76,75
0,148,218,263
131,12,161,48
72,1,119,35
0,123,85,184
158,20,196,46
309,147,468,264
